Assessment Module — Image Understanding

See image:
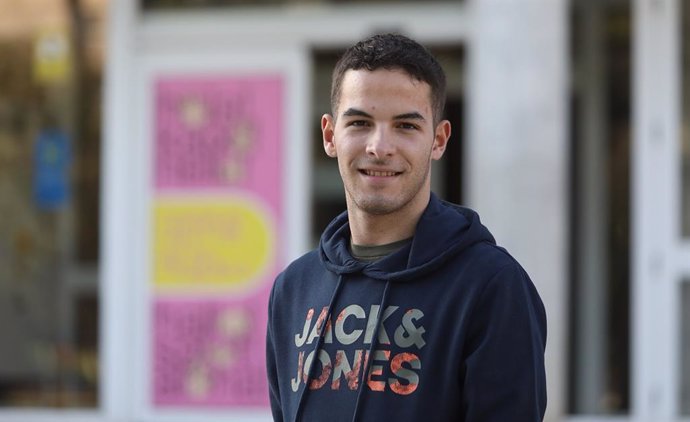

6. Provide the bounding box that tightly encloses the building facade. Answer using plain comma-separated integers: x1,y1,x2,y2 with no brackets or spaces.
0,0,688,421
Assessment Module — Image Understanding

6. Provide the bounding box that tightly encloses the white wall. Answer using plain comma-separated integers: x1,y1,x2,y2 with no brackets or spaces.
466,1,569,420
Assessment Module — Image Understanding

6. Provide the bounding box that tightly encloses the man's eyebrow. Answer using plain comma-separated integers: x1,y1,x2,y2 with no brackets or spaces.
393,112,426,121
341,108,373,119
341,108,426,121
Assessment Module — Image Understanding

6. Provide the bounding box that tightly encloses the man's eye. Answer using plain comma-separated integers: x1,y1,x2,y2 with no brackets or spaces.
348,120,369,127
398,122,418,130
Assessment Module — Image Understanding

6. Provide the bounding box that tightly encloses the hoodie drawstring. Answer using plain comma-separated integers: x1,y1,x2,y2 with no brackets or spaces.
293,274,345,422
350,280,391,422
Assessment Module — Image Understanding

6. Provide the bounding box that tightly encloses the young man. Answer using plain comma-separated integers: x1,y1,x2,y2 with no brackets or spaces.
266,34,547,422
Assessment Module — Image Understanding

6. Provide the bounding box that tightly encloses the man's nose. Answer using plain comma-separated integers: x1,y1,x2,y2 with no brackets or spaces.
365,127,395,158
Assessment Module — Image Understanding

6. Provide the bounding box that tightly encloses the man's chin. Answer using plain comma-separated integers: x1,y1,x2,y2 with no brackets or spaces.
353,196,402,216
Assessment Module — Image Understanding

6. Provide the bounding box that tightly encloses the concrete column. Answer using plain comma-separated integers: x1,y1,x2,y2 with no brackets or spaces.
466,1,569,420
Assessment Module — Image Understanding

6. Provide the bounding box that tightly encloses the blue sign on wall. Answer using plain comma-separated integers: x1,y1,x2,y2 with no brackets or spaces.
33,129,71,210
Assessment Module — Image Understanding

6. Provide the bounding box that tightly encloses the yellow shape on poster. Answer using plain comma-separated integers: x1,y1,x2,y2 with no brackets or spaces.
153,197,273,290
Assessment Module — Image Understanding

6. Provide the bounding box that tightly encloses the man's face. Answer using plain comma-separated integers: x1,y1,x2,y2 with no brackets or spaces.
322,68,450,217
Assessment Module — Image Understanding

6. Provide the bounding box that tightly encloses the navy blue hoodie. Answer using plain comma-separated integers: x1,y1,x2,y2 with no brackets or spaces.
266,194,547,421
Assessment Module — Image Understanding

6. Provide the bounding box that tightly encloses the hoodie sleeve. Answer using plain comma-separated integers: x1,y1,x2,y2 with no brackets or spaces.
266,281,284,422
460,262,547,422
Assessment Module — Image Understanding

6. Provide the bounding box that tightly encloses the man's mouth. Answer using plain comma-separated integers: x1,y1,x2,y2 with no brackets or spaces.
360,169,400,177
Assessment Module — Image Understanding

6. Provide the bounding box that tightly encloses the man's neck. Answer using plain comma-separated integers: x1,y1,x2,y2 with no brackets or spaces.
347,193,430,246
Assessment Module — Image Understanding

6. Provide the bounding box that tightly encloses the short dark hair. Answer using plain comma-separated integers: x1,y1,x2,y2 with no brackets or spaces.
330,33,447,124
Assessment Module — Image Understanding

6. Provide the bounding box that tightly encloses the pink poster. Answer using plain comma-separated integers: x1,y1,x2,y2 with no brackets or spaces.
151,75,282,408
153,299,269,406
155,75,282,197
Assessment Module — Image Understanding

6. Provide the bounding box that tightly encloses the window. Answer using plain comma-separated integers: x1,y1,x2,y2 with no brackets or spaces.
682,0,690,237
0,0,105,408
140,0,461,10
680,0,690,415
681,282,690,415
569,0,631,414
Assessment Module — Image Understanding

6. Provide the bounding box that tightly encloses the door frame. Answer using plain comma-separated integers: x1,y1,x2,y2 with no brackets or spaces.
632,0,690,420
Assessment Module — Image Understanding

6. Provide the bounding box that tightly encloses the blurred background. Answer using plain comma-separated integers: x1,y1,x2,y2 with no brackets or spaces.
0,0,688,421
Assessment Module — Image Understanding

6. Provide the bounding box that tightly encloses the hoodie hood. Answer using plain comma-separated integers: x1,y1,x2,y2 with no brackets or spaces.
319,193,495,282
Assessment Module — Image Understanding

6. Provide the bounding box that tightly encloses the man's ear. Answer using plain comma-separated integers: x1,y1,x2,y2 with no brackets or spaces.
431,120,451,160
322,114,337,158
